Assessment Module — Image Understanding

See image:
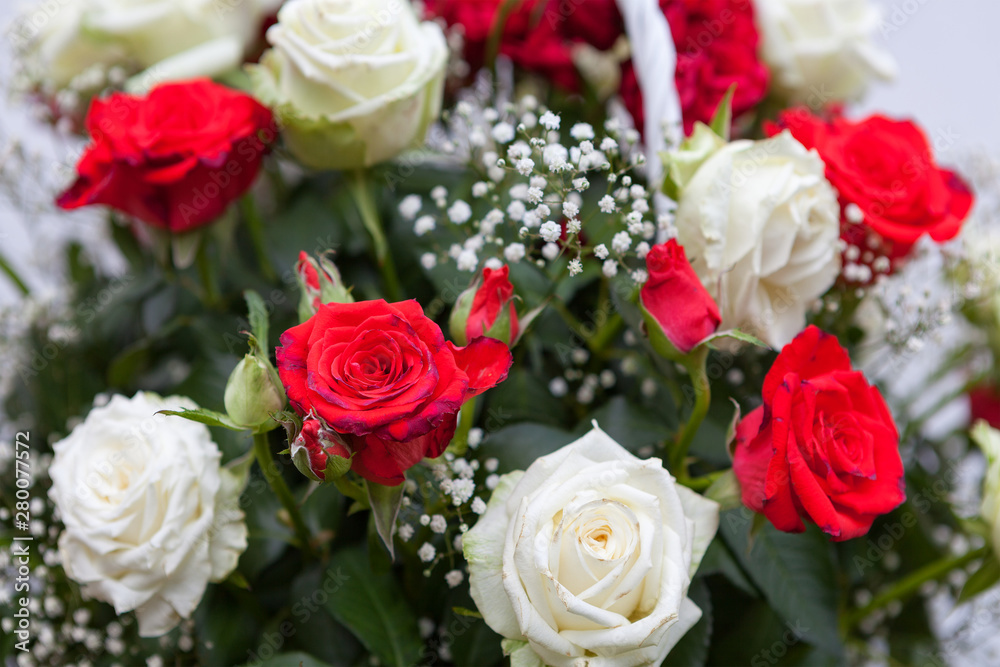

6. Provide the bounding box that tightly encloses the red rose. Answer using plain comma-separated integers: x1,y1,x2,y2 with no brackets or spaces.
733,325,905,541
767,109,974,268
425,0,579,90
56,79,275,233
294,251,352,319
620,0,770,135
277,299,512,485
970,384,1000,430
640,240,720,354
451,265,520,346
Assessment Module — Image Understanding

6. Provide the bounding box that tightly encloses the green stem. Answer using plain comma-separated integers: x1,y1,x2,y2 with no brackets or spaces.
240,194,277,282
447,398,478,457
590,314,625,356
682,469,726,492
253,431,315,558
195,239,221,309
348,170,401,301
670,347,710,483
485,0,522,69
333,476,368,507
0,252,29,296
841,545,989,633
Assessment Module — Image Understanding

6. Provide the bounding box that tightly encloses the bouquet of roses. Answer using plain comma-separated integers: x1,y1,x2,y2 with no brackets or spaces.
2,0,998,665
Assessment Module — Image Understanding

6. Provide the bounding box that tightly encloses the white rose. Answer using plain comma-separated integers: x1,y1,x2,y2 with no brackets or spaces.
464,425,719,667
13,0,270,93
249,0,448,170
754,0,896,104
669,125,841,347
48,393,248,637
974,421,1000,559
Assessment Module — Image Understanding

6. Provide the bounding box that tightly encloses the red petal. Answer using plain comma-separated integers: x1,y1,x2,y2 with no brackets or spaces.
762,326,852,403
448,337,512,398
350,414,458,486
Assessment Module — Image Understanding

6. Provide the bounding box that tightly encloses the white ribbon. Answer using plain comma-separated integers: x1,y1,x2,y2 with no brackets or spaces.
614,0,683,192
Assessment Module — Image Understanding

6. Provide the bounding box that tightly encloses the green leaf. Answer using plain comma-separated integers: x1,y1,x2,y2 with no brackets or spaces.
640,299,685,363
448,612,503,667
324,546,423,667
704,470,742,512
452,606,484,619
366,480,404,560
575,396,674,453
477,422,577,473
697,539,758,598
959,551,1000,603
705,328,770,350
720,511,843,656
288,566,364,666
244,289,270,351
663,578,712,667
157,407,245,431
171,229,203,269
724,397,741,459
502,640,544,667
483,367,571,427
708,83,737,139
225,570,251,591
247,652,333,667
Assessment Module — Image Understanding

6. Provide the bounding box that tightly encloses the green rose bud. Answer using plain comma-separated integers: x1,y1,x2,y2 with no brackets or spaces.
224,354,285,429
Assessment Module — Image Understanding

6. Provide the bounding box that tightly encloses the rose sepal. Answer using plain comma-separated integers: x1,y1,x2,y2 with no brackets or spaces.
660,89,733,200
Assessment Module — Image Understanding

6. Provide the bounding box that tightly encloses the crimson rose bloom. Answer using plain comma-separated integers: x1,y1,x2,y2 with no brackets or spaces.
424,0,580,90
57,79,275,233
277,299,512,485
970,384,1000,430
618,0,769,135
767,109,974,264
733,326,905,541
640,240,720,354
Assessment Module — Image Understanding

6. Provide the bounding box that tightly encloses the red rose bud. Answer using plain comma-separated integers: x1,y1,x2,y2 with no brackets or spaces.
449,265,520,346
295,251,353,321
56,79,275,233
766,109,974,273
733,326,905,542
290,418,353,482
640,240,720,357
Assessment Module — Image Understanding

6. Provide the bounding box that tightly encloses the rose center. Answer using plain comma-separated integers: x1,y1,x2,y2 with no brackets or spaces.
88,451,143,503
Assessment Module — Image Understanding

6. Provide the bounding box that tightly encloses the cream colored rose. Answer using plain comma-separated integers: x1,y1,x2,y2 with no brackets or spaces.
464,425,719,667
754,0,896,104
973,421,1000,560
13,0,272,93
669,124,841,348
249,0,448,170
48,393,248,637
